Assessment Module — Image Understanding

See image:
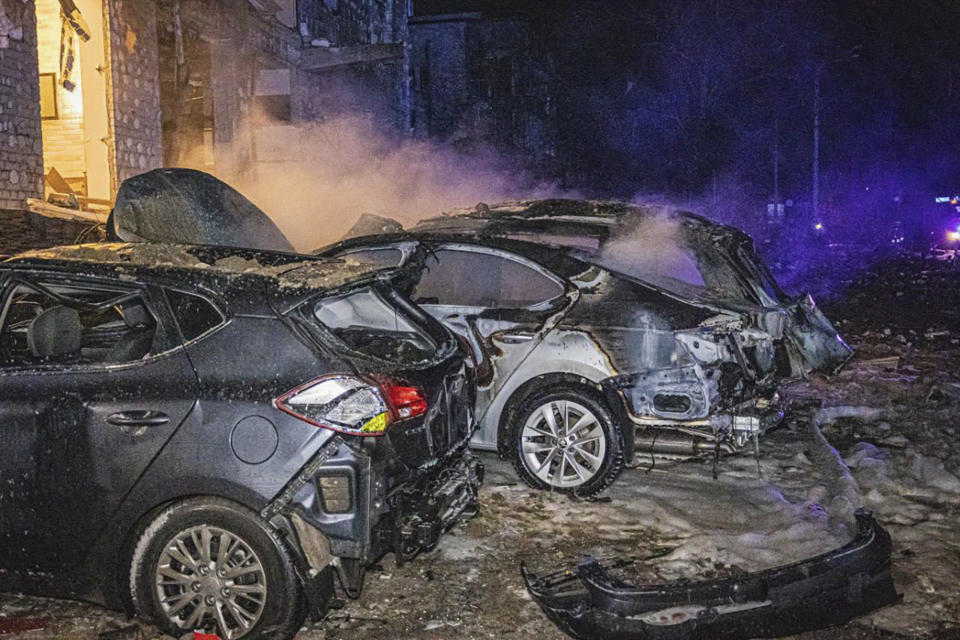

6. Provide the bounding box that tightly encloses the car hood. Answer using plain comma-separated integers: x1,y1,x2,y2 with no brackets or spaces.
109,168,295,253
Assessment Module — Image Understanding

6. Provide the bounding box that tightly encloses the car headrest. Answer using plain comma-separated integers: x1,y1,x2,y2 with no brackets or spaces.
121,302,152,328
27,305,82,359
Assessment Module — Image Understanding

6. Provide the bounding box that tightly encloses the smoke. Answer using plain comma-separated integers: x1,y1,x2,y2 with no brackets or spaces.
208,114,562,252
597,209,706,294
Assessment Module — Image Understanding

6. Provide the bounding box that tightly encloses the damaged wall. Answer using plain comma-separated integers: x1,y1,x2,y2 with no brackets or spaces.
295,0,410,131
0,0,44,213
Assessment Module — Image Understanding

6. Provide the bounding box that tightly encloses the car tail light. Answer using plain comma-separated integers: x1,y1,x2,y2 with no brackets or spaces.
276,375,392,436
275,376,429,436
384,382,428,419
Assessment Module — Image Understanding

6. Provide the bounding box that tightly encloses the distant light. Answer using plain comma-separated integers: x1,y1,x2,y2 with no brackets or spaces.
948,231,960,242
814,222,823,230
936,196,953,203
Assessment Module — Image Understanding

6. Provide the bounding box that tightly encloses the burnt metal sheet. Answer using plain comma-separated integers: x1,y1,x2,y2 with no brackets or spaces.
110,168,295,252
523,509,899,640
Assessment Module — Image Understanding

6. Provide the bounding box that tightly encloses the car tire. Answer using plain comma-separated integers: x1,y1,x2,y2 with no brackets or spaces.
129,497,306,640
507,384,624,497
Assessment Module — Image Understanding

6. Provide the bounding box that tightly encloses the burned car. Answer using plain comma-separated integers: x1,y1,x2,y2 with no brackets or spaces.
0,239,480,639
318,200,852,495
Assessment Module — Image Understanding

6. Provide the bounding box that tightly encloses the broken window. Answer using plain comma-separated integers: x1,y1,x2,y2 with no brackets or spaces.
0,279,158,368
413,249,564,308
165,289,224,342
312,288,437,363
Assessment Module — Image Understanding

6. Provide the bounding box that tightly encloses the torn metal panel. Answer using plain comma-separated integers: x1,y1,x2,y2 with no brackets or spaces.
783,293,854,375
523,509,899,640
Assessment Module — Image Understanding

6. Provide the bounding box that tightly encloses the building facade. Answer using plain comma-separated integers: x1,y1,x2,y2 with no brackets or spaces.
408,1,555,171
0,0,411,254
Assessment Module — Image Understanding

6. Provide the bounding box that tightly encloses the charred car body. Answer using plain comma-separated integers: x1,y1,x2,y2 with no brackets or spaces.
0,176,481,640
319,200,853,495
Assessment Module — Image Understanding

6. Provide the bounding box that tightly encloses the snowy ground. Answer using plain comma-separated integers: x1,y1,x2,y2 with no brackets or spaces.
3,259,960,639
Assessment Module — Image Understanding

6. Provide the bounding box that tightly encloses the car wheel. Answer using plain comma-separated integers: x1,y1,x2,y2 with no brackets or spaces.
508,385,624,496
130,497,306,640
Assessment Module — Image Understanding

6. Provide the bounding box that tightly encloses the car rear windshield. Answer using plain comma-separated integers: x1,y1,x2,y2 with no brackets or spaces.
312,287,439,364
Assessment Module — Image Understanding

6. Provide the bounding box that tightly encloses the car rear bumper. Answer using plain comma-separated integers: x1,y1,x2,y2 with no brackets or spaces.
522,509,899,640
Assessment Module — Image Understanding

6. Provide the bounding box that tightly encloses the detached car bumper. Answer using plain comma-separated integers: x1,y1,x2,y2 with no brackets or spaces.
522,509,899,640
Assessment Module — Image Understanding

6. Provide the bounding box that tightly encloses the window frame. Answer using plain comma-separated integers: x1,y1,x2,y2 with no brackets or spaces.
334,241,418,268
0,269,181,373
163,285,229,346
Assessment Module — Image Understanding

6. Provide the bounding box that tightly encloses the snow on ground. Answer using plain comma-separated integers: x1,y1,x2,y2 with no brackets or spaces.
2,348,959,639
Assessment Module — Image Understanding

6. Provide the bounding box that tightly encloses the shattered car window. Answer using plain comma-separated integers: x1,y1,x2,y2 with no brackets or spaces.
0,281,157,367
166,289,225,341
571,218,756,304
414,249,563,308
313,288,438,363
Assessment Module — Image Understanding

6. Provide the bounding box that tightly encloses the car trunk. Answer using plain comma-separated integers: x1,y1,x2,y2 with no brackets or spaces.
302,283,472,469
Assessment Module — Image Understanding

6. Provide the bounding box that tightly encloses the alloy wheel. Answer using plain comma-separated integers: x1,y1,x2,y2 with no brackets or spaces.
154,524,268,639
520,399,607,488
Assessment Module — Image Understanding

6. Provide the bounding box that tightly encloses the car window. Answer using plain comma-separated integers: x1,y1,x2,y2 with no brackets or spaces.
413,248,563,308
0,279,159,368
339,247,404,268
166,289,225,341
312,287,438,364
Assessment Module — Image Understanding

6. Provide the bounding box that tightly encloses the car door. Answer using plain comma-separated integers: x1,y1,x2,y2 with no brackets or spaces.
0,269,199,587
409,244,574,446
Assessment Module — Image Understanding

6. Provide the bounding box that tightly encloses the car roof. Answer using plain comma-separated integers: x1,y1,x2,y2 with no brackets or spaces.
3,243,391,313
411,198,743,237
323,199,750,278
327,231,596,280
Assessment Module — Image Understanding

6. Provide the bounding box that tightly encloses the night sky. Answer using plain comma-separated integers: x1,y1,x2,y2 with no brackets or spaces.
417,1,960,239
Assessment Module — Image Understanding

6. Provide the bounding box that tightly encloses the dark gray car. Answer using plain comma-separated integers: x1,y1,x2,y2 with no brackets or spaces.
0,171,482,640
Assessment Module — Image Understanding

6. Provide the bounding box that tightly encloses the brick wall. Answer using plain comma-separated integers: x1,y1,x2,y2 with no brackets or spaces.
36,0,87,181
0,209,95,254
105,0,162,185
0,0,44,212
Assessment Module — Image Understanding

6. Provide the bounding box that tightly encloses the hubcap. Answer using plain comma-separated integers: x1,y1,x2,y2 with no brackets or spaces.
520,399,606,488
154,525,267,639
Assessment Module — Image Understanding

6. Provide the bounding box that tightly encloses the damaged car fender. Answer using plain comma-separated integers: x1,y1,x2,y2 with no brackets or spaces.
783,293,853,375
